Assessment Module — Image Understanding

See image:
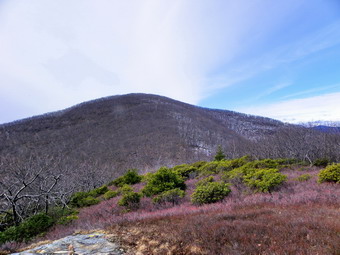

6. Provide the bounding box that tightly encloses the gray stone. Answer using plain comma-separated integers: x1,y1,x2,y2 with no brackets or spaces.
11,232,124,255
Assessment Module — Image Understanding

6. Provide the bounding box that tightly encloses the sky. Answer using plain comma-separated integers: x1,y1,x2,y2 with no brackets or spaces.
0,0,340,124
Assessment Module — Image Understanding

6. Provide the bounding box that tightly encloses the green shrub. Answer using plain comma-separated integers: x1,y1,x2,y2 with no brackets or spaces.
141,172,154,182
196,176,215,187
69,191,90,207
318,163,340,183
295,174,312,182
0,212,14,232
243,168,287,192
199,161,219,175
69,192,100,208
142,167,186,197
88,185,109,197
251,159,281,169
118,184,133,194
81,196,101,207
57,215,78,225
103,190,119,200
0,213,54,244
118,192,141,210
313,158,329,167
111,169,142,187
216,156,250,173
191,161,207,169
224,158,286,182
152,188,185,205
191,182,231,205
172,164,198,179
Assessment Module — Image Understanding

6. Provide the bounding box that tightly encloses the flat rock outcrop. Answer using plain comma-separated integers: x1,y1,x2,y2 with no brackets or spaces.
11,232,124,255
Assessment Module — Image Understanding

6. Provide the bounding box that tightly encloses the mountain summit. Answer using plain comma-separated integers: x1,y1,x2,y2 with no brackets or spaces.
0,93,285,174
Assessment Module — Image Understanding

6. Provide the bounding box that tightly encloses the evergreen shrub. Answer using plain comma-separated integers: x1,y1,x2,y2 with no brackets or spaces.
152,188,185,205
118,192,141,210
243,168,287,192
110,169,142,187
318,163,340,183
191,182,231,205
142,167,186,197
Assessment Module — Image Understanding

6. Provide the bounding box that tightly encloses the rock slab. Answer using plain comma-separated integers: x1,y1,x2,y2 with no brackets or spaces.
11,232,124,255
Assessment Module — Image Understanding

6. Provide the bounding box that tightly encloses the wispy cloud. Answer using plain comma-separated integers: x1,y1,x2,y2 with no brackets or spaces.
255,82,293,100
206,18,340,95
280,83,340,100
239,92,340,123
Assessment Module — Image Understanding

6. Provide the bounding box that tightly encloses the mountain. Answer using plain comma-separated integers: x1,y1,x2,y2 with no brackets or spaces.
0,94,285,175
312,125,340,134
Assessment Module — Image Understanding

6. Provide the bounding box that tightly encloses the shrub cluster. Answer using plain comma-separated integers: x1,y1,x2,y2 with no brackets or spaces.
223,159,288,192
243,168,287,192
318,163,340,183
197,156,251,176
142,167,186,197
172,164,198,179
103,190,119,200
313,158,329,167
110,169,142,187
118,192,141,211
69,185,108,208
191,181,231,205
152,188,185,205
0,213,54,244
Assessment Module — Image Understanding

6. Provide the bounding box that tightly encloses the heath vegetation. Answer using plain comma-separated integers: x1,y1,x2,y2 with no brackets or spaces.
1,150,339,254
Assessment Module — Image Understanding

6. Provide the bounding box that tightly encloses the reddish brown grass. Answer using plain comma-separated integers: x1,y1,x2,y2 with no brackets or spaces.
2,167,339,255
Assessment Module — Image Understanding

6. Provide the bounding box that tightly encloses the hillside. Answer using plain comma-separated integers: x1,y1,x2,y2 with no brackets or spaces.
0,93,284,174
2,158,339,254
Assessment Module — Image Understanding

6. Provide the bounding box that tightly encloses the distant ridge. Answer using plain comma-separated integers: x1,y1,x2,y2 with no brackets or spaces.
0,93,292,176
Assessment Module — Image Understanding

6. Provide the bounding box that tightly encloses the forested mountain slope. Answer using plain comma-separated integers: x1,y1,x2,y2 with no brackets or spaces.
0,94,283,172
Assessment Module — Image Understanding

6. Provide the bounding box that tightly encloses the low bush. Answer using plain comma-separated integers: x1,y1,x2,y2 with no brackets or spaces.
199,161,219,175
57,215,78,225
69,185,108,208
318,163,340,183
110,169,142,187
0,213,54,244
243,168,287,192
152,188,185,205
216,156,251,173
69,191,90,207
191,182,231,205
172,164,198,179
313,158,329,167
80,196,101,207
118,192,141,211
118,184,133,194
103,190,119,200
69,192,100,208
88,185,109,197
0,212,14,232
190,161,207,169
196,176,215,187
142,167,186,197
223,158,289,182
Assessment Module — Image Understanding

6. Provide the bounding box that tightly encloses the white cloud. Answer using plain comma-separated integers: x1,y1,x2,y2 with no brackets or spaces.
238,92,340,123
0,0,265,123
0,0,339,124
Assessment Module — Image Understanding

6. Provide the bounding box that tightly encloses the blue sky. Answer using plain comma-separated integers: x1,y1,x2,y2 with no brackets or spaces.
0,0,340,124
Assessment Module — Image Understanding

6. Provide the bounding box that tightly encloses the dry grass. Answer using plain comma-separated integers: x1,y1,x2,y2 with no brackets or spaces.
110,203,340,255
